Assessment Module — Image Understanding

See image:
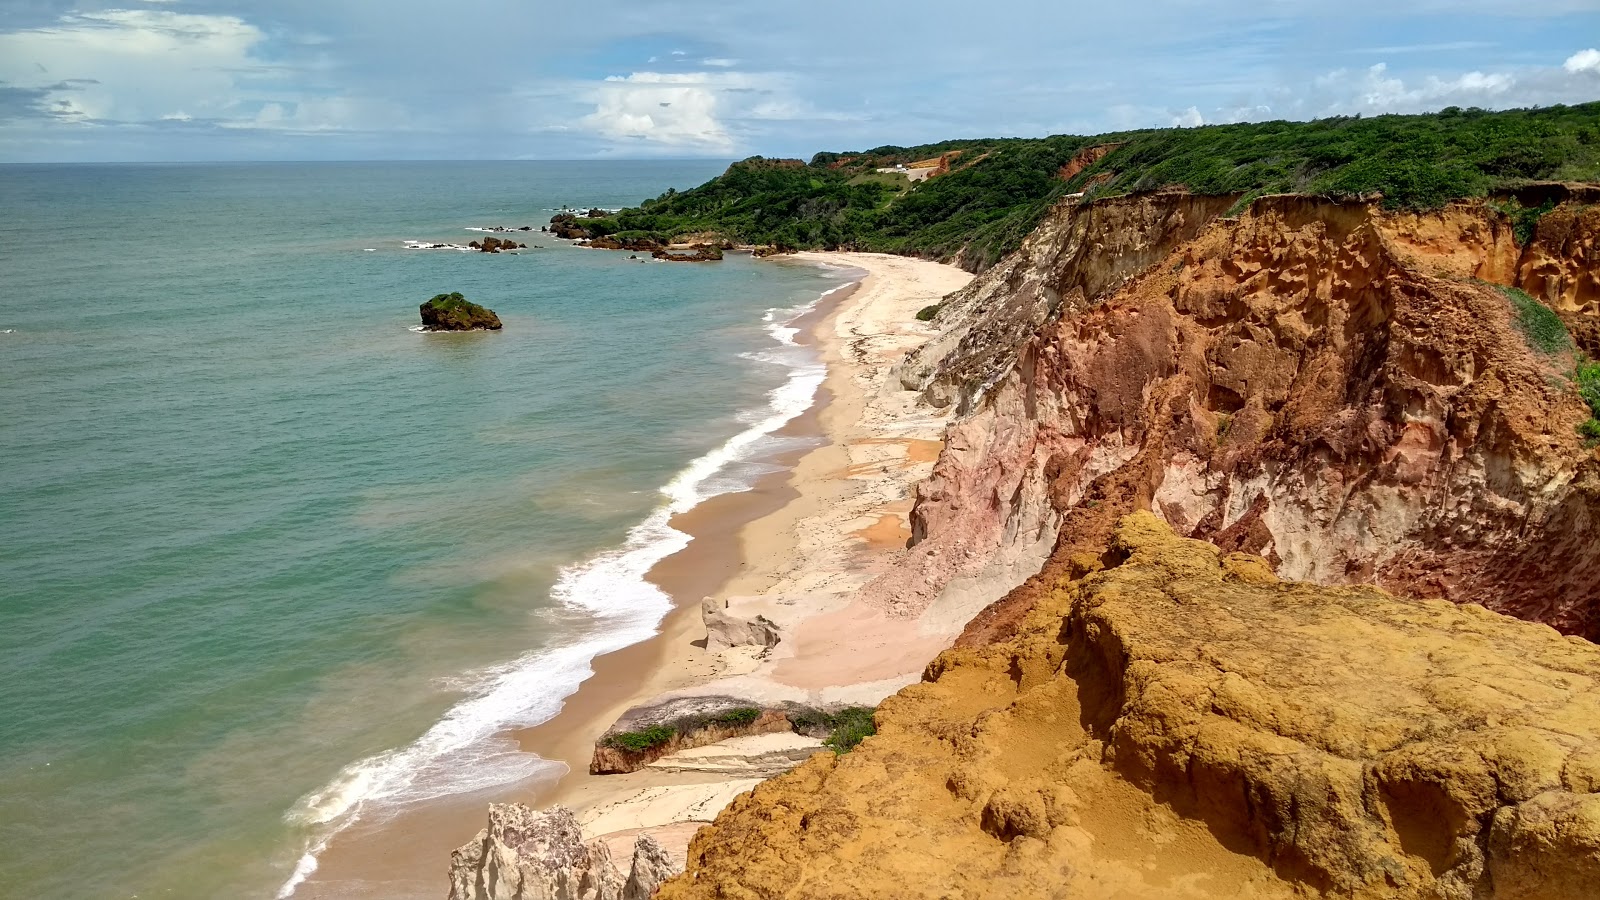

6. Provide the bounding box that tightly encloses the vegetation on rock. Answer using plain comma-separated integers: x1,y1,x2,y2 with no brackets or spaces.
569,103,1600,271
1503,284,1574,355
604,724,677,752
419,292,502,331
820,707,876,753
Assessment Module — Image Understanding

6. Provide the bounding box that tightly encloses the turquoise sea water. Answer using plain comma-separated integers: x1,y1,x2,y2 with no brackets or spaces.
0,162,853,898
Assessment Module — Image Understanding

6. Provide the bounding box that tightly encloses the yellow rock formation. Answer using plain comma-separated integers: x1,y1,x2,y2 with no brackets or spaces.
659,514,1600,899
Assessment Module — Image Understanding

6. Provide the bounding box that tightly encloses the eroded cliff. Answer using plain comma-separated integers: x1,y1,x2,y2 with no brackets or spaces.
659,514,1600,900
878,191,1600,643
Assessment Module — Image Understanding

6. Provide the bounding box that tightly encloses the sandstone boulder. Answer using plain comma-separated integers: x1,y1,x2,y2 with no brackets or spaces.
700,597,780,654
447,804,673,900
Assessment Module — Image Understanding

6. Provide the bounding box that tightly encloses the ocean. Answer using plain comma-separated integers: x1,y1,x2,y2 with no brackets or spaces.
0,161,855,898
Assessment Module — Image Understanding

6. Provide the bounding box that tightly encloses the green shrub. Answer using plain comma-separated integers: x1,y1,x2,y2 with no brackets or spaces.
1492,199,1557,246
1502,286,1572,356
916,304,942,322
821,707,877,753
605,725,676,752
712,707,762,727
1577,360,1600,439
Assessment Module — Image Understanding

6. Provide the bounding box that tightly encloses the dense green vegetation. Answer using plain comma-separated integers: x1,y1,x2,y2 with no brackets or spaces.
581,103,1600,269
821,707,876,753
605,724,677,752
711,707,762,727
1504,285,1575,355
602,707,764,753
789,706,877,753
1578,361,1600,443
1497,284,1600,442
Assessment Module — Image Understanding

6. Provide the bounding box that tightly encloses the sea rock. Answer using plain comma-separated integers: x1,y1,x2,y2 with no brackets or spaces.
470,236,526,253
447,804,672,900
700,596,780,654
657,514,1600,899
419,292,502,331
547,214,592,240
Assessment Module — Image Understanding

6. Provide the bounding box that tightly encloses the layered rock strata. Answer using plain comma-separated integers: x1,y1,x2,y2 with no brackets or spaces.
879,193,1600,641
659,514,1600,900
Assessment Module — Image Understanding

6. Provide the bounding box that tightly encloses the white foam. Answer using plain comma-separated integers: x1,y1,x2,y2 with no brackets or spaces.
274,284,844,898
402,240,471,252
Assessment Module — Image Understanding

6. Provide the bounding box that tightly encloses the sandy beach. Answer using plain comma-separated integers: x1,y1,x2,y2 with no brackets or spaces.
299,252,972,897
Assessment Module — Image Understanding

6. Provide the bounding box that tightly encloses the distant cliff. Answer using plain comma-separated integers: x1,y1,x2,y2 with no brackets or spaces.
562,103,1600,272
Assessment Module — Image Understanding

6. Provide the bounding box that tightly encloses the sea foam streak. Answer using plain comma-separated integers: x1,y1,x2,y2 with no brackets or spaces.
275,281,848,898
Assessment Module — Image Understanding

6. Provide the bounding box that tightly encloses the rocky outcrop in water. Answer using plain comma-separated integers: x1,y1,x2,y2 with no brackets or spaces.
546,214,592,240
446,804,673,900
469,237,526,253
658,514,1600,900
419,292,502,331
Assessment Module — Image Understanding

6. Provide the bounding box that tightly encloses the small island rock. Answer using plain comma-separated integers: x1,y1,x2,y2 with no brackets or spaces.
419,292,502,331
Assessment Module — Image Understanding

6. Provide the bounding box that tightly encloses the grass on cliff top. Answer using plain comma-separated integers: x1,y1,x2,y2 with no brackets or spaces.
605,724,676,752
602,707,764,753
788,706,878,752
578,102,1600,271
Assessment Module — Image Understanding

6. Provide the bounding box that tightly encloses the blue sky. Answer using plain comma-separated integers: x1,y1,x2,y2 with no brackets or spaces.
0,0,1597,161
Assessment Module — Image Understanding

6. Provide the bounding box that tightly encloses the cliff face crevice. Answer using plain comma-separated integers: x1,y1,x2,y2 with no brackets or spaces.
893,192,1600,641
657,515,1600,900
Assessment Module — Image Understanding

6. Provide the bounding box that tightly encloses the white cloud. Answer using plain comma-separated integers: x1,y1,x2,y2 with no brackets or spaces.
578,70,836,153
1566,48,1600,74
1171,106,1205,127
0,8,381,137
0,9,269,124
1308,53,1597,116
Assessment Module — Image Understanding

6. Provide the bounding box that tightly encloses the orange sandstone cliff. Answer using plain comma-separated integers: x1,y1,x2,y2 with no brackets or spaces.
450,189,1600,898
661,514,1600,900
882,192,1600,642
653,190,1600,898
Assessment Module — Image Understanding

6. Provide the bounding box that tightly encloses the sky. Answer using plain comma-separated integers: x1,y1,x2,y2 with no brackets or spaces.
0,0,1597,162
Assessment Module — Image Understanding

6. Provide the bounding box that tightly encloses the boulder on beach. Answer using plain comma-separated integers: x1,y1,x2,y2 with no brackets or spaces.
419,292,502,331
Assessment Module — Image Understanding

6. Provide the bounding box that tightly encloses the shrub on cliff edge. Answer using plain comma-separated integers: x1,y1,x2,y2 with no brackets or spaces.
821,707,876,753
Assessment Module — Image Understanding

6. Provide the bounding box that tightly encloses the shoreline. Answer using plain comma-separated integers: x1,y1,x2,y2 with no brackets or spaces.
298,253,972,897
